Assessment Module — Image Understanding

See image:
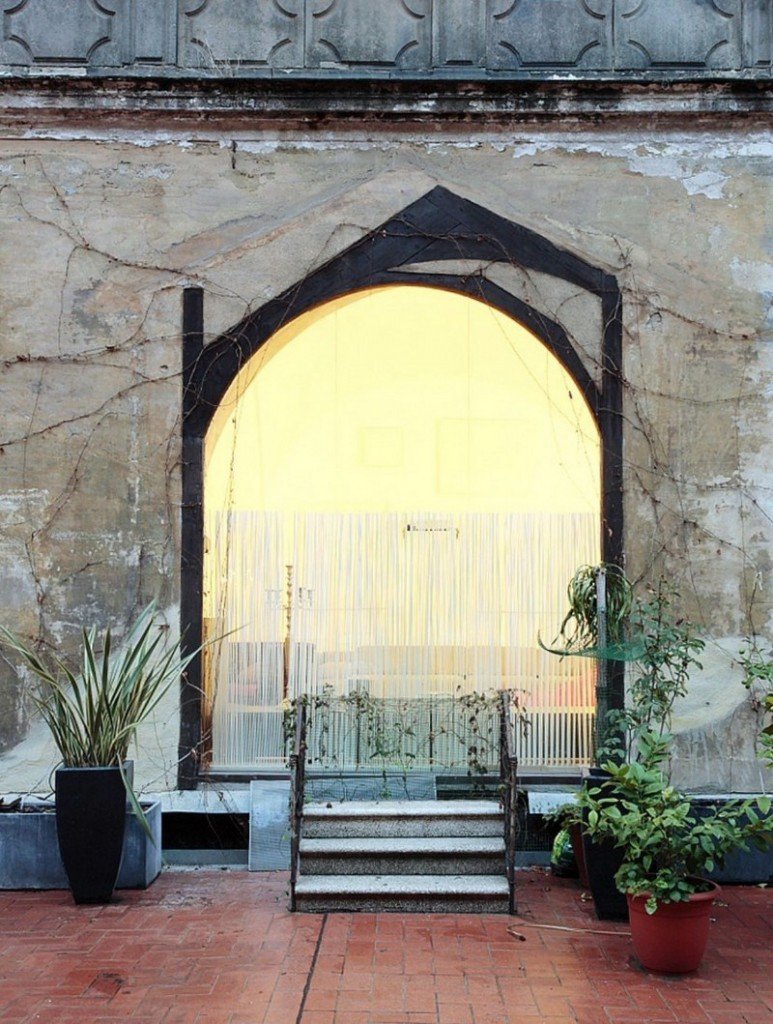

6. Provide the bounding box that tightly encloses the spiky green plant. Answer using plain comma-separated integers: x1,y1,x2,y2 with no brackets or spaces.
538,563,635,659
558,563,634,652
0,603,196,838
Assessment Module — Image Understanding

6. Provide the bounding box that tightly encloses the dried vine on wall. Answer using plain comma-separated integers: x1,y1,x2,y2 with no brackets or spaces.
0,144,770,789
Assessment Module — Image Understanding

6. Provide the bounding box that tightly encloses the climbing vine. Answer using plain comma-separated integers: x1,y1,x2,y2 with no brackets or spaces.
284,685,525,787
0,139,770,791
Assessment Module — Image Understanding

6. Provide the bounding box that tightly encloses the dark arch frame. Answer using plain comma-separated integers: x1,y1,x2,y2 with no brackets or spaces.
178,185,623,787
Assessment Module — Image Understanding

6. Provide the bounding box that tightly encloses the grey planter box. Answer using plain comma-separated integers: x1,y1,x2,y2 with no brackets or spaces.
709,845,773,885
692,797,773,885
0,800,162,890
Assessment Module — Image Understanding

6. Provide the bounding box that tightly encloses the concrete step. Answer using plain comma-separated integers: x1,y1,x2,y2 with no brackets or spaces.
302,800,503,838
294,873,511,913
299,836,505,875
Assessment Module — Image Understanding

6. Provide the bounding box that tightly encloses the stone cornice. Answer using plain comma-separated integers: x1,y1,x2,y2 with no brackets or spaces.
0,77,770,133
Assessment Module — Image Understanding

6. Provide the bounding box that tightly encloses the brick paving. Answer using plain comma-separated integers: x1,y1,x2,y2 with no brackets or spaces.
0,868,770,1024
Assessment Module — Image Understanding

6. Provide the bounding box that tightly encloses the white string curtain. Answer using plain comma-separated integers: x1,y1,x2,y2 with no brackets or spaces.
207,510,598,768
206,509,286,769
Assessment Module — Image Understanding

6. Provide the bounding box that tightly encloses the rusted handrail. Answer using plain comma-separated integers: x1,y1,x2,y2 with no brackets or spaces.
288,700,307,911
499,690,518,915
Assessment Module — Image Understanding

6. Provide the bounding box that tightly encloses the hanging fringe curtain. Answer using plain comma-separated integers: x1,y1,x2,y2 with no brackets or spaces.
205,509,286,769
205,511,598,768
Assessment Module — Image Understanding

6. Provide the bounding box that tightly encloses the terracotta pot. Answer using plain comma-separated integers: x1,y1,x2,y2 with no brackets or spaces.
627,880,720,974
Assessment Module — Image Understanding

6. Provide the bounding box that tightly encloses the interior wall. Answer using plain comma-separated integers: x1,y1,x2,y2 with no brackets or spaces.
205,285,600,517
202,284,601,769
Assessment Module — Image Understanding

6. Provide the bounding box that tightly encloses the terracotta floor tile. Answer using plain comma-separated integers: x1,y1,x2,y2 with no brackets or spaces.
0,870,770,1024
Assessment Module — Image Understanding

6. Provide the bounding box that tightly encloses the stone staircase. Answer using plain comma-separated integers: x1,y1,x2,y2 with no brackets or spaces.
293,800,512,913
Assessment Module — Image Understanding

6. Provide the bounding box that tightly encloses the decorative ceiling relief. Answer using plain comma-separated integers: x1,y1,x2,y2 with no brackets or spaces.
308,0,431,69
488,0,613,69
615,0,742,68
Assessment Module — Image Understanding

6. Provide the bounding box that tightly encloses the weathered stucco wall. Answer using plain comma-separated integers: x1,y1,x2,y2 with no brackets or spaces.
0,125,770,793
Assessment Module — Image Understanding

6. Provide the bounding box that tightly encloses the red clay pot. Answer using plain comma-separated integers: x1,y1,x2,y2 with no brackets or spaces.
627,880,720,974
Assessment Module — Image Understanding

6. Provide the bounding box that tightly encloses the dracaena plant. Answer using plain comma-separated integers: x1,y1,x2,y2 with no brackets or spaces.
0,602,196,837
579,731,772,913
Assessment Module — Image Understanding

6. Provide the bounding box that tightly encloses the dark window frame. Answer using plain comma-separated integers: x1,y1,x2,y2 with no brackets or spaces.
179,186,623,787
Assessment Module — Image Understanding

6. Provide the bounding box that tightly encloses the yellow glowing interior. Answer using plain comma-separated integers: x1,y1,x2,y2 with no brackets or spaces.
205,285,600,516
203,285,601,768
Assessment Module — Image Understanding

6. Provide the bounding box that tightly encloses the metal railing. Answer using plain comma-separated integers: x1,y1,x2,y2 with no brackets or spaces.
288,700,307,911
499,690,518,915
294,691,507,776
287,689,519,910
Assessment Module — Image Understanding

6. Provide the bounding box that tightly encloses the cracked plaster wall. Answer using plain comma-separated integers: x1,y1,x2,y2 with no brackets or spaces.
0,128,770,794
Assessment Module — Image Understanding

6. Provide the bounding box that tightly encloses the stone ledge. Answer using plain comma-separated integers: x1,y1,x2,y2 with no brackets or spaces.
0,77,770,133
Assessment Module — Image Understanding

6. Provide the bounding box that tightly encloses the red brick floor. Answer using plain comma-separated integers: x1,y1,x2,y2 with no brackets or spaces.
0,869,770,1024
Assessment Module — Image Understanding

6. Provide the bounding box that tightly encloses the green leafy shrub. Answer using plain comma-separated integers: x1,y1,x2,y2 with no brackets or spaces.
739,638,773,769
580,734,772,913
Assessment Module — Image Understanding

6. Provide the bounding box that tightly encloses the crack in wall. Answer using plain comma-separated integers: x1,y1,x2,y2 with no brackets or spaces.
0,135,770,791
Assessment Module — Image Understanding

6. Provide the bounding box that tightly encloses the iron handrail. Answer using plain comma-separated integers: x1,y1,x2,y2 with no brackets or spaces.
499,690,518,915
296,692,504,774
288,700,307,910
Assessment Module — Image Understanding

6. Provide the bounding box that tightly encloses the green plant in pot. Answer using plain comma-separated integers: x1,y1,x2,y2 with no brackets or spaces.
579,730,772,973
0,603,195,904
539,562,635,663
542,573,706,920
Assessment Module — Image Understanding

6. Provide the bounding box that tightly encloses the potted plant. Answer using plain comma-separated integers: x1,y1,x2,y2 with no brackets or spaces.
540,563,634,659
542,573,705,920
0,603,194,904
579,730,771,973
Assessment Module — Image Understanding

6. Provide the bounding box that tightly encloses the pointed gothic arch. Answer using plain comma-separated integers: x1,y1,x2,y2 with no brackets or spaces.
178,186,623,787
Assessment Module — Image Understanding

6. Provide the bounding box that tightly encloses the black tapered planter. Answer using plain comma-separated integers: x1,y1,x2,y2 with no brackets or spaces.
581,767,629,921
55,763,130,904
581,830,629,920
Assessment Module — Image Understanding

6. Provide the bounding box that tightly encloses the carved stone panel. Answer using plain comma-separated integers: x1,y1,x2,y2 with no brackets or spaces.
180,0,305,69
133,0,174,64
487,0,613,70
742,0,772,68
1,0,126,65
434,0,486,68
0,0,768,75
615,0,742,69
308,0,431,70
